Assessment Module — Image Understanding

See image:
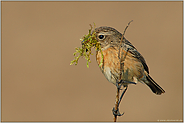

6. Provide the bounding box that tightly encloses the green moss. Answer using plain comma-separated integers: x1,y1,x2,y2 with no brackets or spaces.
70,23,103,68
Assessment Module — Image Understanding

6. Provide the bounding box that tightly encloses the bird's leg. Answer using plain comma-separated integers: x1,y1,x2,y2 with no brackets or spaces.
118,85,128,107
116,80,123,89
112,107,124,116
112,85,127,116
116,79,136,89
113,80,136,117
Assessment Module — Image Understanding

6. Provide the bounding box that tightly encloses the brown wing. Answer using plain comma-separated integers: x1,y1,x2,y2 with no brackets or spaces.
123,38,149,74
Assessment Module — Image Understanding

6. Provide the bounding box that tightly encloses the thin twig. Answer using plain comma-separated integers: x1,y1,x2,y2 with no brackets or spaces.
113,20,133,122
119,20,133,80
113,86,120,122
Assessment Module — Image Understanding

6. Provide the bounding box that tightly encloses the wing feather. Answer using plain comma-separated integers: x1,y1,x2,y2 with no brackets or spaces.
123,38,149,74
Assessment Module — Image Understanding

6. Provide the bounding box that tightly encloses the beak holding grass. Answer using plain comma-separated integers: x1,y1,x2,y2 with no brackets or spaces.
70,23,103,68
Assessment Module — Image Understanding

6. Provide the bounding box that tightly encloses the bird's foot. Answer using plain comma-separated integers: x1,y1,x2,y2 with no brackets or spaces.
112,107,124,116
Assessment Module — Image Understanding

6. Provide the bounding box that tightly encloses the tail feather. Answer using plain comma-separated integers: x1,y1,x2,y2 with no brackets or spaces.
145,75,165,95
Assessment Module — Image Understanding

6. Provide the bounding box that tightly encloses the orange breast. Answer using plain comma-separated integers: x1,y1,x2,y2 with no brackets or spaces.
96,47,144,85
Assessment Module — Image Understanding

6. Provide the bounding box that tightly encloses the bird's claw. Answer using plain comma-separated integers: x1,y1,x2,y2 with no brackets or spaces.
112,107,125,116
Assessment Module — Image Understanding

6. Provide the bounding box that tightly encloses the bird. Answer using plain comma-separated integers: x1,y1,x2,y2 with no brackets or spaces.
95,26,165,95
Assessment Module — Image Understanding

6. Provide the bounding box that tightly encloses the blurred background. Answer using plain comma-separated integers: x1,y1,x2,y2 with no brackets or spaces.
2,1,182,122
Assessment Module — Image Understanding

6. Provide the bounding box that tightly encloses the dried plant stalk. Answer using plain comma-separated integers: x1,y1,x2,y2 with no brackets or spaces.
113,20,133,122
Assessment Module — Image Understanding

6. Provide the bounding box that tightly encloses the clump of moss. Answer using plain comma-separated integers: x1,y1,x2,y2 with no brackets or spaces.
70,23,103,68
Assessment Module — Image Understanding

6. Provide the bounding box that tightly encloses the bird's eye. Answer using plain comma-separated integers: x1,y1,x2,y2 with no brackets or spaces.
98,35,105,40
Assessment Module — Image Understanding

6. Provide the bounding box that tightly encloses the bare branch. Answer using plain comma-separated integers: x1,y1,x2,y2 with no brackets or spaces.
113,20,133,122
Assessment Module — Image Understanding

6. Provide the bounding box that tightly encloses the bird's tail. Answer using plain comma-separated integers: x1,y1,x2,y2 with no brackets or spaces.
144,74,165,95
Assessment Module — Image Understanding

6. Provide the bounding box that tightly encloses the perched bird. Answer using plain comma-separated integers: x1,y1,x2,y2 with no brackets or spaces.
95,26,165,95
